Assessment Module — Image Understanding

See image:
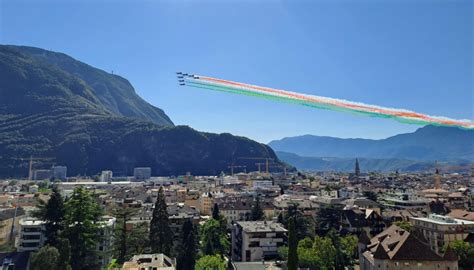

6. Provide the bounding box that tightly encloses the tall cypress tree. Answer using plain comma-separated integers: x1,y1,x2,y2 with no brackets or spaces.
113,207,137,264
287,217,298,270
149,186,172,255
57,238,72,270
177,219,197,270
212,203,220,220
250,196,264,221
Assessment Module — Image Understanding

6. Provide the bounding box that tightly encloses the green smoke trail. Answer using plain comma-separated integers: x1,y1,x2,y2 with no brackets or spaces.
184,79,458,128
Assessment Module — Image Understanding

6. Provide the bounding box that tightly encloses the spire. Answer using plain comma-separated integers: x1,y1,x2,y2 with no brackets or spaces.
434,165,441,189
355,158,360,177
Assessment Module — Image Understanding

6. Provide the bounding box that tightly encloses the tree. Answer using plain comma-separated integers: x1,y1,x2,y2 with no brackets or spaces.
127,222,149,255
200,218,230,256
315,205,341,236
56,238,72,270
149,186,172,255
313,235,337,269
113,207,138,264
287,217,298,270
362,191,378,202
297,237,323,269
177,219,197,270
340,234,358,267
212,203,220,220
448,240,474,268
33,186,65,247
63,187,103,270
292,231,356,270
326,229,343,269
282,204,315,240
394,221,412,232
250,196,264,221
30,246,60,270
195,255,226,270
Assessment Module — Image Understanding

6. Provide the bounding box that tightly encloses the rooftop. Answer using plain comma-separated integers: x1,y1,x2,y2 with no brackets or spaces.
237,221,287,233
411,214,474,225
363,225,446,262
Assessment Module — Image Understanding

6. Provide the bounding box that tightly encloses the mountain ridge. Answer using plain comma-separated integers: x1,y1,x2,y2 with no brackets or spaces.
4,45,174,126
269,125,474,161
0,45,284,177
276,151,440,172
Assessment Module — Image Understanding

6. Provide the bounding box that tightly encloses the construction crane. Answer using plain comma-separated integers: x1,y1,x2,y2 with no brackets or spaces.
17,156,55,180
266,164,288,176
255,162,266,173
227,164,247,176
238,157,274,174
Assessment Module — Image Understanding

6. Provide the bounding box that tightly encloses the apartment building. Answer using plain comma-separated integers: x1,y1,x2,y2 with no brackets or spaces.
17,218,46,252
411,214,474,254
232,221,287,262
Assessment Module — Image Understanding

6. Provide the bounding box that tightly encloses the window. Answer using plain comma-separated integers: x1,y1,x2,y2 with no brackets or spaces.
22,234,40,240
249,241,259,247
22,227,41,233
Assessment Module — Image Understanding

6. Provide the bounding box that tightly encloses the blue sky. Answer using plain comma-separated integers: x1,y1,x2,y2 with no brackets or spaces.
1,0,472,143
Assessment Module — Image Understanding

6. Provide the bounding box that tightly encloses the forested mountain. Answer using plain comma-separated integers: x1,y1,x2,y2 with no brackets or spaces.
0,45,282,177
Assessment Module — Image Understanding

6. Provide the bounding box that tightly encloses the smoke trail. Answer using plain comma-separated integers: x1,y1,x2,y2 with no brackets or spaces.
179,74,473,130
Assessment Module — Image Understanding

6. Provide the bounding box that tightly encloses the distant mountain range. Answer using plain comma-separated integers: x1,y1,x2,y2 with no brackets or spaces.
276,152,440,172
0,45,284,177
269,126,474,172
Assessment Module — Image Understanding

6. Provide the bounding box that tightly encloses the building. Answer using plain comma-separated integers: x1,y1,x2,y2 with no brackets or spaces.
52,166,67,180
167,203,201,251
17,218,46,252
379,192,429,210
33,170,52,180
358,225,458,270
232,221,287,262
122,254,176,270
411,214,474,254
252,180,273,190
218,197,275,225
446,209,474,222
97,216,116,268
133,167,151,181
100,171,113,182
0,208,25,245
341,207,386,236
199,192,213,216
17,216,116,268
